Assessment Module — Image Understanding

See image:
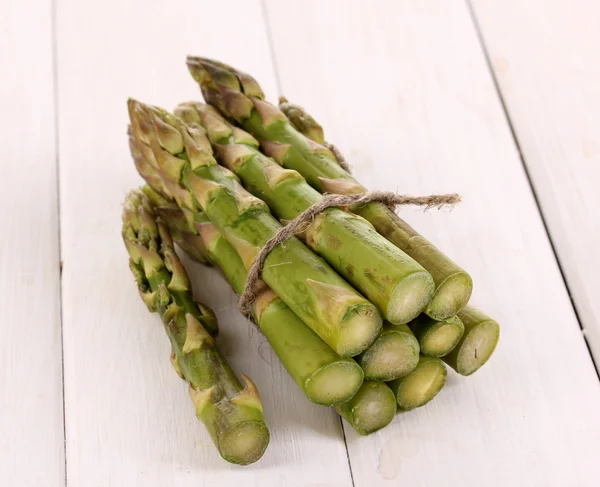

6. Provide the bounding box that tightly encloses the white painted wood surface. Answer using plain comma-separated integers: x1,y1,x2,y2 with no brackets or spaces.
264,0,600,485
2,0,600,485
55,0,351,485
0,1,65,486
470,0,600,367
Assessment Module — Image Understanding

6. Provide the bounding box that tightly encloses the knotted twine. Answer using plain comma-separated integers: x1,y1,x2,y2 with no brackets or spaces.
238,190,461,317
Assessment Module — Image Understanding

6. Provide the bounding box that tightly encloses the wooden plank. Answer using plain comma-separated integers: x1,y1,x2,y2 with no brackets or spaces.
263,0,600,485
55,0,352,484
0,0,65,485
469,0,600,368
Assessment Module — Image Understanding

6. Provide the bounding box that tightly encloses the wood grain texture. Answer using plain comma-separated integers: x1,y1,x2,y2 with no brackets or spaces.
0,0,65,485
469,0,600,368
55,0,351,484
263,0,600,485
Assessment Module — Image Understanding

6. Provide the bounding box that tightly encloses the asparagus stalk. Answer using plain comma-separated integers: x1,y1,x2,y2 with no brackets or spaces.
122,190,269,465
186,57,472,321
133,142,364,406
335,381,397,435
388,356,447,411
357,323,419,381
175,102,434,325
128,99,382,357
442,306,500,376
409,314,465,358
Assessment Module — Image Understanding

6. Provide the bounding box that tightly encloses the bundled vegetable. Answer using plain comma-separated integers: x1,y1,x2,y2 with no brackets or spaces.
119,56,502,459
122,189,269,465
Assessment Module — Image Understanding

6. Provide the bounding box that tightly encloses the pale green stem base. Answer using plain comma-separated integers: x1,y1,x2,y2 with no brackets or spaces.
335,381,397,435
358,323,419,381
442,306,500,375
388,356,447,411
409,314,465,357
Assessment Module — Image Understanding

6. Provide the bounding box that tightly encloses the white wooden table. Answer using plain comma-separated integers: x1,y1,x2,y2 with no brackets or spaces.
2,0,600,485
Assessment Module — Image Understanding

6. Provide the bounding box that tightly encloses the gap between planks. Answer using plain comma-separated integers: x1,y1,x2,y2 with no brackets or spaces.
50,0,69,484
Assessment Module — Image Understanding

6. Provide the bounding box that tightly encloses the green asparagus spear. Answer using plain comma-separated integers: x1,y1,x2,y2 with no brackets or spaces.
128,99,382,357
187,57,472,321
122,190,269,465
409,314,465,357
174,101,434,325
132,140,364,406
442,306,500,376
388,356,447,411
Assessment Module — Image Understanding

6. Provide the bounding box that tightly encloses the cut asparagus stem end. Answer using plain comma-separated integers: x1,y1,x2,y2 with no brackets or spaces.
336,304,383,357
390,356,447,411
424,271,473,321
335,381,397,435
418,316,465,358
444,320,500,376
218,420,270,465
387,271,435,324
305,361,364,405
359,327,420,381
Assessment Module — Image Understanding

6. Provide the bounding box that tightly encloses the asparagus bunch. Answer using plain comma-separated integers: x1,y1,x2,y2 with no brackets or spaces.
122,189,269,465
123,57,502,444
128,127,397,432
186,57,472,321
